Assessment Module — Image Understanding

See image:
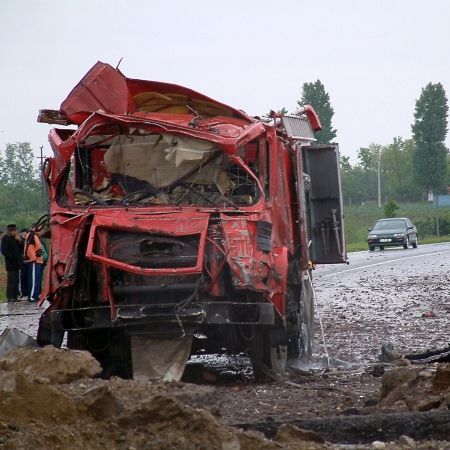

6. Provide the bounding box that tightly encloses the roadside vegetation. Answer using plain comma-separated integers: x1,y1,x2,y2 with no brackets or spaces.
344,201,450,251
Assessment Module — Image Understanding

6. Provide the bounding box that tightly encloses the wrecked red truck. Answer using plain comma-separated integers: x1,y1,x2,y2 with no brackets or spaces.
37,62,346,380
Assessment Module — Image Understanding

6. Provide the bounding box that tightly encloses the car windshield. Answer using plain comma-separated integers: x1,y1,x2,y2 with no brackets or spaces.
373,219,406,230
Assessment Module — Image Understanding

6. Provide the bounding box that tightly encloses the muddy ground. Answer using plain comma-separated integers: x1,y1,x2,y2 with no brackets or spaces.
0,243,449,449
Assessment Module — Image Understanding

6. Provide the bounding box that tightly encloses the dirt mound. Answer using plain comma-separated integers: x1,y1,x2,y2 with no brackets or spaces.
378,364,450,412
3,347,448,448
0,346,305,450
0,345,102,383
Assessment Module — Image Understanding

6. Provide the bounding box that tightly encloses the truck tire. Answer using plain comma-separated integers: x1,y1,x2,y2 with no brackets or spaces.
286,276,314,364
67,329,133,379
37,313,64,348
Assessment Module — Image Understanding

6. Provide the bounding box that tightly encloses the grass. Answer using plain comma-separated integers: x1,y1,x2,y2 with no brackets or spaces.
344,201,450,247
0,262,6,301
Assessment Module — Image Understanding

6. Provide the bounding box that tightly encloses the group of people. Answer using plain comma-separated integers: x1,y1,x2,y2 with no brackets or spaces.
1,223,45,303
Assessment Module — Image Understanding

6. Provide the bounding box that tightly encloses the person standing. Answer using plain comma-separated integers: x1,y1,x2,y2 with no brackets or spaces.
1,224,24,302
19,228,29,299
24,225,44,302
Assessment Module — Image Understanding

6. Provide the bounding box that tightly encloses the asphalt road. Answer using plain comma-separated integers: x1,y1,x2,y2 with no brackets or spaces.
314,241,450,279
312,242,450,366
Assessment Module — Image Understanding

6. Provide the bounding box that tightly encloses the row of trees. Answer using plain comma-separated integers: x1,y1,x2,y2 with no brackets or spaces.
297,81,449,206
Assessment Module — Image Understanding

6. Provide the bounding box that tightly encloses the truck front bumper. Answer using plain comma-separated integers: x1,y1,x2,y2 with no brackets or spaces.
49,301,276,334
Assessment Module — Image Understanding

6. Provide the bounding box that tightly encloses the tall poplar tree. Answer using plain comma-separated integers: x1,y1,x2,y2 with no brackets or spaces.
411,82,448,195
299,80,337,143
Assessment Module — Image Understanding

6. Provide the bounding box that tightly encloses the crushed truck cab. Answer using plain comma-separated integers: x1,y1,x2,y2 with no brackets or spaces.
37,62,346,380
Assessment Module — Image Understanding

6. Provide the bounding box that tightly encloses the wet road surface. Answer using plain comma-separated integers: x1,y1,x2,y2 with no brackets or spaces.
0,300,44,338
312,242,450,365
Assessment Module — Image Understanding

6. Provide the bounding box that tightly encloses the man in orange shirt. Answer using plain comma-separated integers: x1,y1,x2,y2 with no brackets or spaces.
24,225,44,302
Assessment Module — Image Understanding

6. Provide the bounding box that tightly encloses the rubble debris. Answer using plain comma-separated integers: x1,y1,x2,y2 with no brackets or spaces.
398,435,415,447
378,364,450,412
237,410,450,444
379,342,450,365
0,345,279,448
275,423,325,444
0,345,102,384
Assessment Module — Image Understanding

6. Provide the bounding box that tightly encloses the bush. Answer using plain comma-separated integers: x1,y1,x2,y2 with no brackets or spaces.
383,199,399,218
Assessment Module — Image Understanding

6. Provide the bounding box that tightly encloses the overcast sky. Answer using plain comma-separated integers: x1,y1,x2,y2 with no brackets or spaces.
1,0,449,163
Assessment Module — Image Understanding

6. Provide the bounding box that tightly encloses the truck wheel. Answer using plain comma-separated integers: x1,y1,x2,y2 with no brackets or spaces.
250,326,287,381
67,329,133,379
37,313,64,348
369,246,375,252
286,283,314,362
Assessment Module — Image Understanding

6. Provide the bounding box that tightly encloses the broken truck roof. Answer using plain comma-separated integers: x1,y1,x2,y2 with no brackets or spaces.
38,61,321,161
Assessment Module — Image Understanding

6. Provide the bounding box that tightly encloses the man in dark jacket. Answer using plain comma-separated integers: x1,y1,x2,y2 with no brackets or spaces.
1,224,24,302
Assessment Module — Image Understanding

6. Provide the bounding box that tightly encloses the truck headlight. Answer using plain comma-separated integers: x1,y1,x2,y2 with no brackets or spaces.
394,233,404,237
368,234,377,239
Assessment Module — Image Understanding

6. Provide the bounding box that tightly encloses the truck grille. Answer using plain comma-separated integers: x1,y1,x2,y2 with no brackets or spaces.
108,231,200,269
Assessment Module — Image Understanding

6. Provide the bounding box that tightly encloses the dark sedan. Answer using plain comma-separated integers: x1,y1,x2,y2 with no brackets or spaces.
368,218,418,251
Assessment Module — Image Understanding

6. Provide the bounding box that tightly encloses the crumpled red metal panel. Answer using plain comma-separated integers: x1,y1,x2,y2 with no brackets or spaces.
220,215,269,289
220,215,287,316
60,61,134,124
59,61,255,127
85,210,209,275
39,211,90,304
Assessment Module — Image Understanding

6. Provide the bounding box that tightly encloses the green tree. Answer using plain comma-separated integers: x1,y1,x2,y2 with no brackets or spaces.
339,155,352,172
299,80,337,143
357,143,383,201
340,163,368,206
0,142,42,221
381,138,421,201
0,142,40,189
411,82,449,194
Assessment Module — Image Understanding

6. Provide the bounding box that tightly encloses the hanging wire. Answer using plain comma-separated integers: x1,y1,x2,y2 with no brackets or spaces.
307,271,330,368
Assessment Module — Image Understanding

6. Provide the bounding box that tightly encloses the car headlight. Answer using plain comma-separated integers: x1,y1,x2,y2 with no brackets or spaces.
368,234,377,239
394,233,404,237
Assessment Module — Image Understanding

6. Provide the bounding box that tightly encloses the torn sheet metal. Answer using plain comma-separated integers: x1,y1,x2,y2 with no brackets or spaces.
0,328,38,358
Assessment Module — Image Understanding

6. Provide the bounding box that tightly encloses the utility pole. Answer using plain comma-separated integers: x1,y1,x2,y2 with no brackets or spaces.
37,145,46,212
435,193,440,237
377,148,381,208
